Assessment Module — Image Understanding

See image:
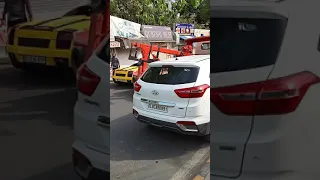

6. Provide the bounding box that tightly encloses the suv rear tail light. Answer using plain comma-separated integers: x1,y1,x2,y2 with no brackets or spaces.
134,82,142,92
211,71,320,115
77,64,101,96
8,28,16,45
175,84,210,98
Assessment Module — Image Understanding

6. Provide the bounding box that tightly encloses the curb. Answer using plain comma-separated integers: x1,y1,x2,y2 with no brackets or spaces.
179,148,210,180
192,158,210,180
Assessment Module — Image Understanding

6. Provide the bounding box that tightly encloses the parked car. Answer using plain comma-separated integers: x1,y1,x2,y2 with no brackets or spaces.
6,5,92,72
72,37,109,180
211,0,320,179
112,62,139,84
132,55,210,141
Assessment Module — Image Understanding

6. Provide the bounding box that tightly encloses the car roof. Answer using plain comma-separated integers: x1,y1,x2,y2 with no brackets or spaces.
149,55,210,67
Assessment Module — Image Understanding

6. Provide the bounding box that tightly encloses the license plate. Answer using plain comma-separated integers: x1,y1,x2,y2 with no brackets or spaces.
147,103,168,112
23,56,46,64
118,79,126,82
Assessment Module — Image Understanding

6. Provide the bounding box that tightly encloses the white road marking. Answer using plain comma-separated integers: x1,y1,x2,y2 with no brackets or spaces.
170,144,210,180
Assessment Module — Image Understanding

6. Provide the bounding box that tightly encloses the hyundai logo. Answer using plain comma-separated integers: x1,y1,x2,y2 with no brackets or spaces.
151,90,159,95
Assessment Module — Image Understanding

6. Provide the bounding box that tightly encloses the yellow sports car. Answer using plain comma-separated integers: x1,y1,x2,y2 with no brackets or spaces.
112,63,139,84
6,5,92,71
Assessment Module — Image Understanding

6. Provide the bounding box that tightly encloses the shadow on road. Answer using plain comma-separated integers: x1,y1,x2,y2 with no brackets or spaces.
0,66,75,90
111,113,209,162
0,88,77,128
0,65,78,179
21,163,79,180
0,65,77,128
110,82,133,91
110,83,134,104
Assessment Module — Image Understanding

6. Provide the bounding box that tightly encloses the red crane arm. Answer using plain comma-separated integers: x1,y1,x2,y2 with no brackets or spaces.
184,36,210,45
132,42,181,60
85,0,110,61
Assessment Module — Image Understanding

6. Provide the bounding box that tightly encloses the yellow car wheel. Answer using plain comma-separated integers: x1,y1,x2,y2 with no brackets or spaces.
8,53,24,69
112,78,121,84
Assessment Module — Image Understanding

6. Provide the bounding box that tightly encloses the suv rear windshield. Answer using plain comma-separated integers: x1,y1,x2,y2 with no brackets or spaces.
211,18,287,73
97,39,110,63
141,66,199,85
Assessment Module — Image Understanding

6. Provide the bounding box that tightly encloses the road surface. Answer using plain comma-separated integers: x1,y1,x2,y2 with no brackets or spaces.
0,64,80,180
110,82,210,180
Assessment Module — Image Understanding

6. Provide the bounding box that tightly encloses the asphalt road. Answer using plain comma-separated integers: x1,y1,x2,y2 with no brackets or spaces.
110,82,210,180
0,64,80,180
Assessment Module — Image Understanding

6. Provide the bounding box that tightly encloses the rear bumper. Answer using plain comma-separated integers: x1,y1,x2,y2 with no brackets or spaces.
72,140,110,180
112,75,133,83
133,107,210,136
7,45,71,67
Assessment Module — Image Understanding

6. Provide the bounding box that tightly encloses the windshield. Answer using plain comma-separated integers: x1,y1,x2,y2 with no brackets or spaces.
141,66,199,85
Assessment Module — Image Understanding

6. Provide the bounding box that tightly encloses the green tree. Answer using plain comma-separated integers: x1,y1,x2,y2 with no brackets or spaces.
110,0,171,25
110,0,209,28
196,0,210,27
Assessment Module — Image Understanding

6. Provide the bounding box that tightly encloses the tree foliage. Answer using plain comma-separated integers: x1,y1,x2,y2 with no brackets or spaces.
110,0,209,28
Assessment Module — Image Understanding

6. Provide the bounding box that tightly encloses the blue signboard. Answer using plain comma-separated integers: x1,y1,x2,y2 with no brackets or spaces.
175,23,195,35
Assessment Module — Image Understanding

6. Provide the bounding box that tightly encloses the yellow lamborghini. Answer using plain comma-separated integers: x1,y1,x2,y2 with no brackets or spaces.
112,63,139,84
6,5,92,71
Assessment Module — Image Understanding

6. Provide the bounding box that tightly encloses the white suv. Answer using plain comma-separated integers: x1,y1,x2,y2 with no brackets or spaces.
132,55,210,140
72,37,110,180
211,0,320,179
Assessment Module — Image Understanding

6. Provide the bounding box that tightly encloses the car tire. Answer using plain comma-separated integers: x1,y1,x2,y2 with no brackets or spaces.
146,124,158,129
113,78,121,84
8,54,37,74
8,53,24,69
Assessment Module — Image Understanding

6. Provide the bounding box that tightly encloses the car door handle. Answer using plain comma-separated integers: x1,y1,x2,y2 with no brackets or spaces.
97,116,110,128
